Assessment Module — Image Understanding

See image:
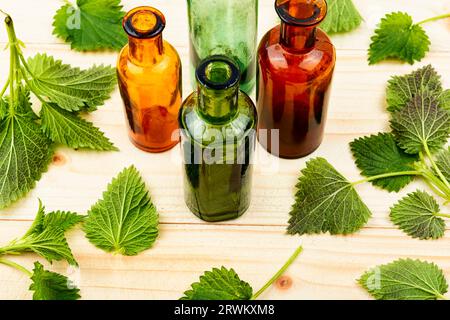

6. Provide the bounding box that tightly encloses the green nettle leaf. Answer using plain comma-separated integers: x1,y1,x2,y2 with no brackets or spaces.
320,0,362,34
42,211,85,233
391,94,450,154
386,65,443,113
40,103,117,151
359,259,448,300
30,262,80,300
53,0,127,51
368,12,430,65
181,267,253,300
25,228,77,266
84,166,159,256
390,191,445,240
435,147,450,183
0,202,81,265
0,115,54,209
350,133,418,192
288,158,371,235
26,54,117,112
440,89,450,111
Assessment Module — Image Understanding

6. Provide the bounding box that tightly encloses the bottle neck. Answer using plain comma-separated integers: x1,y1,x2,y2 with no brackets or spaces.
198,85,239,124
280,22,316,51
275,0,327,51
195,56,241,124
128,34,164,65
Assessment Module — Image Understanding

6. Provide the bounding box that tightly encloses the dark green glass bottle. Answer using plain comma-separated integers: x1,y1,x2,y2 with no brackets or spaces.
186,0,258,94
179,56,257,222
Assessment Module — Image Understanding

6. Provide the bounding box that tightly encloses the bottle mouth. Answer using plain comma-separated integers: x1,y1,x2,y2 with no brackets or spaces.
123,6,166,39
275,0,327,27
196,55,241,90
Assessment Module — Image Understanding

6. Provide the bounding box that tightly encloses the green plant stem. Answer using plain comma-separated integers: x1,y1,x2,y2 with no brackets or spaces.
351,171,422,186
19,68,47,104
436,293,449,300
251,246,303,300
424,179,448,199
421,169,450,200
417,13,450,25
435,213,450,219
5,15,17,115
423,144,450,192
0,77,9,98
0,258,32,276
0,242,30,256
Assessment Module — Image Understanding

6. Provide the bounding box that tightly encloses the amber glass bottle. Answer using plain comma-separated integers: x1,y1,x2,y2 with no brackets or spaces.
117,7,182,152
179,56,257,222
257,0,335,159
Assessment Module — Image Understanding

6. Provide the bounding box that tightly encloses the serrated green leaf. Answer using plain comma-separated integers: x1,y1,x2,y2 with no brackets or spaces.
359,259,448,300
30,262,80,300
181,267,253,300
0,115,53,209
368,12,430,65
435,147,450,183
350,133,419,192
84,166,159,256
25,228,77,266
0,201,80,265
40,103,117,151
320,0,362,34
288,157,371,235
26,53,116,112
440,90,450,111
24,200,83,236
390,190,445,240
386,65,443,113
42,211,85,233
53,0,127,51
390,94,450,154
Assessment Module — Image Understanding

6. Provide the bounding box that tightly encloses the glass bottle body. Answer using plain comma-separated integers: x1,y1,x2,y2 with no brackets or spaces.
117,7,182,153
186,0,258,94
179,56,257,222
257,0,335,159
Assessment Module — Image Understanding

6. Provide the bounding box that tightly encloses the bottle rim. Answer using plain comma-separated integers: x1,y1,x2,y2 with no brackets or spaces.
275,0,327,27
123,6,166,39
196,55,241,91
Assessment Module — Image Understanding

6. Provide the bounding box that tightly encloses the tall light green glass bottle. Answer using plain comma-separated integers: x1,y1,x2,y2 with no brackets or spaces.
186,0,258,94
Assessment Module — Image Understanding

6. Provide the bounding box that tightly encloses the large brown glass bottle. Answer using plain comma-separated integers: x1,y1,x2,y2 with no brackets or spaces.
117,7,182,152
257,0,335,159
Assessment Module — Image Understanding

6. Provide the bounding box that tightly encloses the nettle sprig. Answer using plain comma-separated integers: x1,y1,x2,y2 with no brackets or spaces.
0,200,83,300
369,12,450,65
0,13,118,210
289,65,450,240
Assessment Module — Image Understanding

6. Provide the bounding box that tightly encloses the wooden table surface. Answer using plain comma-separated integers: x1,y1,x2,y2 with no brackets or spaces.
0,0,449,300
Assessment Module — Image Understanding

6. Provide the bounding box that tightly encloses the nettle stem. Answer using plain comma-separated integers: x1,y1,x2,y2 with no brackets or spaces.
0,77,9,98
417,13,450,25
4,14,20,116
423,144,450,192
351,171,421,186
0,258,32,277
435,213,450,219
251,246,303,300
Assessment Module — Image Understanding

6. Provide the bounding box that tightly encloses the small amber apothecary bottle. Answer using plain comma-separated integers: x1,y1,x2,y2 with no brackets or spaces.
257,0,336,159
179,56,257,222
117,7,182,152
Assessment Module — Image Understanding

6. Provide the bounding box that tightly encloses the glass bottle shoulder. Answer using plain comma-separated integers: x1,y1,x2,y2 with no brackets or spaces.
258,25,336,82
179,92,257,147
117,41,181,81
